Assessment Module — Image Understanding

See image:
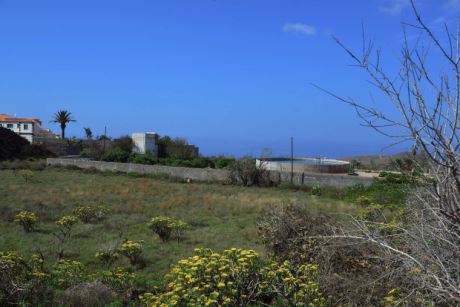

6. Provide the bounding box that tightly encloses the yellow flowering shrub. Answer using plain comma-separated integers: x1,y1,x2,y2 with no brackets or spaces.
147,216,188,242
91,267,136,293
95,249,119,268
140,248,325,306
118,240,144,266
14,210,38,232
73,205,107,223
51,259,84,289
0,251,52,305
56,215,78,229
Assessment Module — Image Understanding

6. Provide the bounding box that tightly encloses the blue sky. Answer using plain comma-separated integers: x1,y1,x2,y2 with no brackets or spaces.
1,0,459,157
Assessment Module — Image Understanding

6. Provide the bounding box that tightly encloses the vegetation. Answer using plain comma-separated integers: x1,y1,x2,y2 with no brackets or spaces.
0,167,356,305
51,110,76,140
140,248,326,306
83,127,93,140
147,216,188,242
228,157,273,186
14,211,38,232
0,127,55,161
101,151,236,169
157,136,198,160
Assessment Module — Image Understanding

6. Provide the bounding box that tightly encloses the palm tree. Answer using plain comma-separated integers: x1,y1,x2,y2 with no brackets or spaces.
51,110,76,139
84,127,93,140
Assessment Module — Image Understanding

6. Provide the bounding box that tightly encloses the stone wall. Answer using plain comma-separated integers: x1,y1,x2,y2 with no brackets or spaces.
46,158,374,188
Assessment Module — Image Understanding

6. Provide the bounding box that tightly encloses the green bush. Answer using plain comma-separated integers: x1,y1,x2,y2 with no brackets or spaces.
19,169,35,182
311,185,322,196
79,148,99,158
129,153,157,165
215,157,235,169
101,149,131,163
112,136,133,153
147,216,188,242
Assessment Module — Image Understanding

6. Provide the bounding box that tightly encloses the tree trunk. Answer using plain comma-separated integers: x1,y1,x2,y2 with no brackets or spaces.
61,124,66,139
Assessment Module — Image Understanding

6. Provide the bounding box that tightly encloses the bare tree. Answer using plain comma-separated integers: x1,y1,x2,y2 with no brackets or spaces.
314,0,460,303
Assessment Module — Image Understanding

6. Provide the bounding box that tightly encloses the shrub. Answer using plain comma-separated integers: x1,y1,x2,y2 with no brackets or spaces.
95,249,119,268
228,157,273,187
0,127,29,161
14,210,38,232
56,215,78,230
79,148,98,158
311,185,322,196
19,169,35,182
101,149,131,162
51,259,85,289
129,153,157,165
215,157,235,169
63,281,114,307
117,240,144,266
73,205,107,223
20,144,55,160
139,248,325,306
112,136,133,153
0,251,53,306
147,216,188,242
258,204,395,305
92,267,136,293
55,215,79,258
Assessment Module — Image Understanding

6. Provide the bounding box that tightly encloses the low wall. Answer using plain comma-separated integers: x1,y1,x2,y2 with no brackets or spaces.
273,171,374,188
257,158,350,174
46,158,374,188
46,158,228,182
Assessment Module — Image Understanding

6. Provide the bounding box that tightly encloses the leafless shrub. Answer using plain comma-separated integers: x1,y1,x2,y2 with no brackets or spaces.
258,205,396,305
228,156,274,187
313,0,460,303
63,282,114,307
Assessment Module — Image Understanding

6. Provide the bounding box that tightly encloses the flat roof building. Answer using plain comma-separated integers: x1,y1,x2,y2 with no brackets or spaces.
0,114,42,143
132,132,159,157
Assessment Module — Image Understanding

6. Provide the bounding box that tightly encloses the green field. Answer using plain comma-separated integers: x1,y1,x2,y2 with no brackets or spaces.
0,168,356,286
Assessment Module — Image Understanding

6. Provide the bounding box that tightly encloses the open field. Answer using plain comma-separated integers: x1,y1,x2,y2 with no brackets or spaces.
0,168,356,286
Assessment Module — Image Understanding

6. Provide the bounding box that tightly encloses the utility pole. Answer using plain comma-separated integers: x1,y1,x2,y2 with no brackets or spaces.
102,126,107,154
290,136,294,184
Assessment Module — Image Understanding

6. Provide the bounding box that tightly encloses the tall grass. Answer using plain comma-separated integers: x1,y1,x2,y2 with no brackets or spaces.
0,168,355,283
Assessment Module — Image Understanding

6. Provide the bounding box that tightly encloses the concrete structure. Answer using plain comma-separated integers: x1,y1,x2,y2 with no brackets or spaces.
0,114,42,143
46,158,374,188
132,132,159,157
34,127,60,141
256,157,351,174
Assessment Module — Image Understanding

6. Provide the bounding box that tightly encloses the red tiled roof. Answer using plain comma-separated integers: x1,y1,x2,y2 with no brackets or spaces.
0,114,41,124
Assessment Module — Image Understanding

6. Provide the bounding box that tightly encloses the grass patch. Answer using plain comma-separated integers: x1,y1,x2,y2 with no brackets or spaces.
0,168,355,285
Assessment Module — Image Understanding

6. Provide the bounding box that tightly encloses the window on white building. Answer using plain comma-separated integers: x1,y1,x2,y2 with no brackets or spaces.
24,124,29,130
7,124,13,128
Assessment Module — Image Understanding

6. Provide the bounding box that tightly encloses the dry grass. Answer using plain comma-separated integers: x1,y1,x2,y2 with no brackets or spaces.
0,168,355,284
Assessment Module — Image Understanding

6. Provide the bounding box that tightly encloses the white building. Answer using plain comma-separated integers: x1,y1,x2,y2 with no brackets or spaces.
132,132,159,157
0,114,42,143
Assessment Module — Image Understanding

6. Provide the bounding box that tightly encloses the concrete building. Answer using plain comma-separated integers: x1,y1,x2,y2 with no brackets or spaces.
132,132,159,157
0,114,42,143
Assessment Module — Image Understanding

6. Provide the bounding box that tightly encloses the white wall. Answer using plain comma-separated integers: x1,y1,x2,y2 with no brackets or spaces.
132,132,158,157
0,121,37,142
